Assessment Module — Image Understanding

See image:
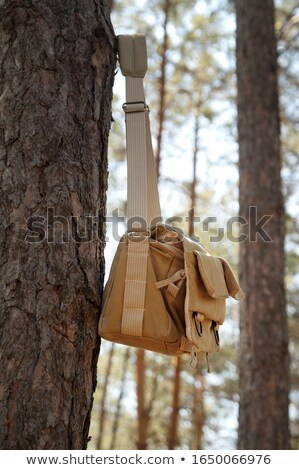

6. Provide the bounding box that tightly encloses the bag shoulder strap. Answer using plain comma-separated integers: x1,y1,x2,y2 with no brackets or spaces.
116,35,160,338
118,34,162,231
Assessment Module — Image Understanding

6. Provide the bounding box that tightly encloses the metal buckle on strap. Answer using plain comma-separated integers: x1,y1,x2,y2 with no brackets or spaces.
122,101,149,113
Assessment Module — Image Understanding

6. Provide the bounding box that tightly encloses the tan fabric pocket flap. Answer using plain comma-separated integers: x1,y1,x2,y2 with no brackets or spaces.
196,252,245,300
196,252,229,299
219,257,245,300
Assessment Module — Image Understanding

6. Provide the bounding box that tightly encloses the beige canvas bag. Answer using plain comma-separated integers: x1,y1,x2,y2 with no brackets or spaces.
98,35,244,367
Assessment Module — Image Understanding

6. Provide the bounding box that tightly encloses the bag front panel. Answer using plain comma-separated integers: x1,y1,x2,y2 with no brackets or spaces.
99,236,183,355
150,240,186,337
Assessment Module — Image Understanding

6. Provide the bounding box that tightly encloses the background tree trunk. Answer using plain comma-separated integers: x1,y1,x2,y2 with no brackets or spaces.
136,349,149,450
96,343,115,450
188,113,199,238
0,0,116,449
109,347,130,449
236,0,289,449
155,0,170,179
191,371,204,450
167,356,181,450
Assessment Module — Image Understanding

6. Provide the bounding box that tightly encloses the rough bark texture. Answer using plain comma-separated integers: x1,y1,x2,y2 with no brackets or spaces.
236,0,289,449
0,0,116,449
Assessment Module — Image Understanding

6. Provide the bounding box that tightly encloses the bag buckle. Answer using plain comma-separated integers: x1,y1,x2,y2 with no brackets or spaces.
212,320,220,346
122,101,149,113
192,312,203,337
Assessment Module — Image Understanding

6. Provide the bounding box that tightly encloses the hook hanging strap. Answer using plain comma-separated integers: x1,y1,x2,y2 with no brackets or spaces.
118,34,161,232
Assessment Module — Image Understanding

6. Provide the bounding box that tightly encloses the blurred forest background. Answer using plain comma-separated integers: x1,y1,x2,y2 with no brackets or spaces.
90,0,299,450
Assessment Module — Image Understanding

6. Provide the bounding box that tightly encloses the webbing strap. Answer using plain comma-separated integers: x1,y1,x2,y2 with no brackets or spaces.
119,35,161,230
118,35,161,337
155,269,185,299
121,238,149,336
124,78,148,229
180,336,193,353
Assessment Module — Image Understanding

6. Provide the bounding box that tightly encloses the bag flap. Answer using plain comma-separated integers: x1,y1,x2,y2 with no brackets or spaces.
195,252,245,300
219,257,245,300
196,252,229,299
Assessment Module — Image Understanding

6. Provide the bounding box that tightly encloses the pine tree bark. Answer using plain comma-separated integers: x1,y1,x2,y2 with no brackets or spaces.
236,0,289,449
0,0,116,449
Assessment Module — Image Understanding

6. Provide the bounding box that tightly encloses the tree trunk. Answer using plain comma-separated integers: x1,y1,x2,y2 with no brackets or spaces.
187,126,205,449
110,347,130,449
167,356,181,450
0,0,116,449
155,0,170,179
191,371,204,450
236,0,289,449
188,113,199,238
97,343,115,450
136,349,149,450
136,353,162,450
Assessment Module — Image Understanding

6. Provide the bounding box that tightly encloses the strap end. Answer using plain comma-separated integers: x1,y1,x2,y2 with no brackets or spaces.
118,34,147,77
